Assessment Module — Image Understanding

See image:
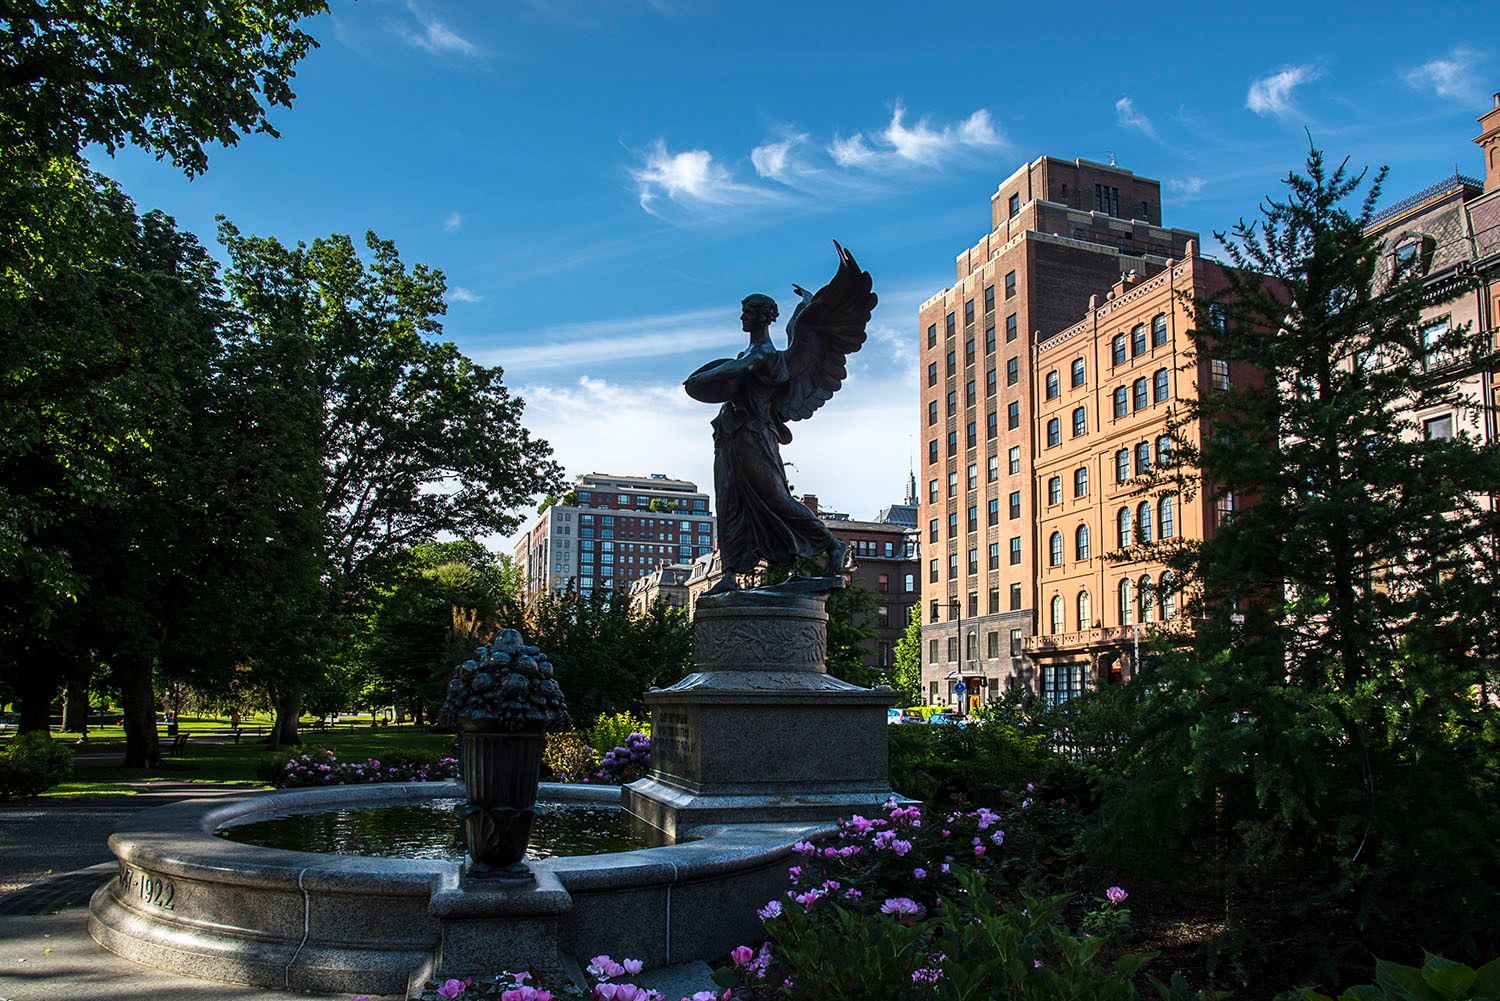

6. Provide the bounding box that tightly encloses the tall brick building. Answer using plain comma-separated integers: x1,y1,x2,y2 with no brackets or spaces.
917,157,1196,708
513,472,715,598
1024,245,1253,701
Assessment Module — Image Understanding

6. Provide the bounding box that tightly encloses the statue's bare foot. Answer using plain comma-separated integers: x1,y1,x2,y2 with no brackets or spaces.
829,541,848,575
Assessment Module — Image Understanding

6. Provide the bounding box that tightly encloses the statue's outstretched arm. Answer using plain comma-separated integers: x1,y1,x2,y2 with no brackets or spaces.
684,353,762,397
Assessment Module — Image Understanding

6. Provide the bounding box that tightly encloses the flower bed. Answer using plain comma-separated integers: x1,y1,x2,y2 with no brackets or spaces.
258,747,460,788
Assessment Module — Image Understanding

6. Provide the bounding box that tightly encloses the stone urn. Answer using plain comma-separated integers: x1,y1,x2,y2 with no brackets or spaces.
438,629,570,879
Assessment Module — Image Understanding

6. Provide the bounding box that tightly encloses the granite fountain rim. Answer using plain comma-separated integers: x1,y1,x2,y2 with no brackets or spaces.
107,780,836,895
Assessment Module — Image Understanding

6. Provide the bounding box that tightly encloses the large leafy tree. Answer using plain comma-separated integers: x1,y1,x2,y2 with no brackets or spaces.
890,603,923,706
218,224,562,746
1101,150,1500,975
0,0,328,175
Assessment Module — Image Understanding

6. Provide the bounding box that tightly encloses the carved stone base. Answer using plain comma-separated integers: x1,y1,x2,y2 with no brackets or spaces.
624,591,897,839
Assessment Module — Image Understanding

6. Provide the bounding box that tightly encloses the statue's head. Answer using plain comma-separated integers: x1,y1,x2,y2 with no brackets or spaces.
740,293,779,334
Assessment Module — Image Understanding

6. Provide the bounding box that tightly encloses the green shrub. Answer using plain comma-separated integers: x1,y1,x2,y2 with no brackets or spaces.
588,711,649,757
888,720,1049,808
0,732,74,799
1280,953,1500,1001
543,729,598,783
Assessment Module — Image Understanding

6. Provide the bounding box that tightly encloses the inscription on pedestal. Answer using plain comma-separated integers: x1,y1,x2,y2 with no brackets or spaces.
655,710,694,776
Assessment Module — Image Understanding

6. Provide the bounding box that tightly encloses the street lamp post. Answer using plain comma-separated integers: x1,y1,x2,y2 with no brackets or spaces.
950,599,964,717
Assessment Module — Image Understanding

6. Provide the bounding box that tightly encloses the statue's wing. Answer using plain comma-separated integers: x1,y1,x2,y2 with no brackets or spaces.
776,242,877,424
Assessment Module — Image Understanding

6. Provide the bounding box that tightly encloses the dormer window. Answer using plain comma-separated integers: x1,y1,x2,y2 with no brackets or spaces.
1395,241,1419,271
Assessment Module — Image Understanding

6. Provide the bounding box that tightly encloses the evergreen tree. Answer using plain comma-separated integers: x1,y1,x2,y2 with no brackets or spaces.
1102,149,1500,974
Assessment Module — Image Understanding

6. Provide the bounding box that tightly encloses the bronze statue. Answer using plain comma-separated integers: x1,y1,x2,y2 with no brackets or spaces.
684,243,876,596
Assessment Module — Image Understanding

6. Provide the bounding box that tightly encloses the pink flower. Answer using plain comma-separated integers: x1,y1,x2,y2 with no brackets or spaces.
880,897,925,919
844,887,862,900
757,900,782,920
913,867,927,880
588,955,626,980
990,830,1005,846
437,979,467,999
940,863,951,874
684,994,720,1001
1033,959,1043,969
912,967,944,986
1106,886,1129,904
730,945,755,967
501,988,553,1001
891,839,913,856
786,865,802,881
622,959,643,976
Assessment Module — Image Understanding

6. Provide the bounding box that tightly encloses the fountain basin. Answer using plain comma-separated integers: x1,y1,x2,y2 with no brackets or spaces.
89,781,824,996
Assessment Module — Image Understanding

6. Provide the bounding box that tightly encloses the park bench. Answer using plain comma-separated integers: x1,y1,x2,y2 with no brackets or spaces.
166,733,189,757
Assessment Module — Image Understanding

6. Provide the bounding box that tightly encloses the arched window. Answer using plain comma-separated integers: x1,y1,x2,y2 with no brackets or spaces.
1047,417,1060,447
1117,507,1133,548
1050,595,1064,634
1113,386,1128,418
1074,466,1089,497
1048,476,1062,505
1071,358,1086,387
1049,531,1063,567
1045,370,1060,399
1160,495,1175,539
1151,313,1168,346
1077,590,1092,631
1156,434,1172,466
1115,449,1130,483
1160,571,1176,620
1131,324,1147,356
1119,577,1135,625
1112,334,1127,366
1075,524,1090,560
1133,378,1148,411
1137,501,1153,543
1139,574,1153,622
1072,406,1087,437
1135,441,1151,475
1153,368,1169,403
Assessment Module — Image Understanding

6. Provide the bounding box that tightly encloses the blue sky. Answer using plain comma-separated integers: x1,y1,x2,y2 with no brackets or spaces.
97,0,1493,542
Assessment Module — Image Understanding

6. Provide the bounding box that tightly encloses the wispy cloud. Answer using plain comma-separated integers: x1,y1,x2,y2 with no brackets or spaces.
395,2,478,58
448,286,482,303
1166,177,1206,200
1115,96,1158,140
443,210,463,233
750,133,808,183
1246,65,1319,118
833,104,1005,171
631,140,778,214
1405,47,1488,105
475,307,742,374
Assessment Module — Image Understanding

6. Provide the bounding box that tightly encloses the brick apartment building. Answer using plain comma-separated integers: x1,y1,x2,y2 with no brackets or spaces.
513,472,715,598
917,156,1196,708
1024,245,1257,701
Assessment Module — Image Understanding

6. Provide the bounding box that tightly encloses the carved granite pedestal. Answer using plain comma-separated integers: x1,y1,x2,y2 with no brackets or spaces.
623,590,898,839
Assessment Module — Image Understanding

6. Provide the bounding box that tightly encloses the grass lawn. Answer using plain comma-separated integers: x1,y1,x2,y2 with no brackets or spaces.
4,724,457,794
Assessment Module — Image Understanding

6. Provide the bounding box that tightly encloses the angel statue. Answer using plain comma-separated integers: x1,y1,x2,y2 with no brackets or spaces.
684,242,876,597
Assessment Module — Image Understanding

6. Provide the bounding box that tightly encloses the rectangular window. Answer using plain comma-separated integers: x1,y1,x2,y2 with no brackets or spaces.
928,400,938,425
948,554,958,579
966,421,976,448
1006,357,1018,386
948,472,958,496
1009,582,1022,610
1007,401,1020,430
945,312,955,337
967,505,978,532
988,542,1000,570
928,479,938,504
988,589,999,615
929,638,939,661
947,431,957,456
1008,192,1020,218
947,350,956,375
968,548,978,575
1004,271,1017,299
927,323,937,348
947,389,957,415
904,573,915,593
1008,446,1021,475
928,439,938,465
966,379,975,405
985,325,996,353
1009,537,1021,565
1005,313,1017,342
987,453,998,482
986,369,997,396
984,285,995,313
987,631,1000,657
928,518,938,543
965,339,975,365
1211,359,1231,391
967,463,977,490
988,498,999,525
964,298,975,326
1009,491,1021,519
929,559,938,583
1423,414,1454,440
1009,628,1022,656
986,411,997,439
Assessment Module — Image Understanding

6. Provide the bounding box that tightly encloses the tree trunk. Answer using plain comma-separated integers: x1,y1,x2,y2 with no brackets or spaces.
268,681,302,750
118,659,160,768
63,680,88,732
15,670,56,734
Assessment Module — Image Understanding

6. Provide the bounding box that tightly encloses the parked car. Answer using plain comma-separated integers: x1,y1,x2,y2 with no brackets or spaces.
928,712,961,726
886,708,905,725
900,708,926,724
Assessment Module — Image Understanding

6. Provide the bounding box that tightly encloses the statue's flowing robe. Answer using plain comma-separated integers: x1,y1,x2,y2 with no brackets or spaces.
707,344,834,572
